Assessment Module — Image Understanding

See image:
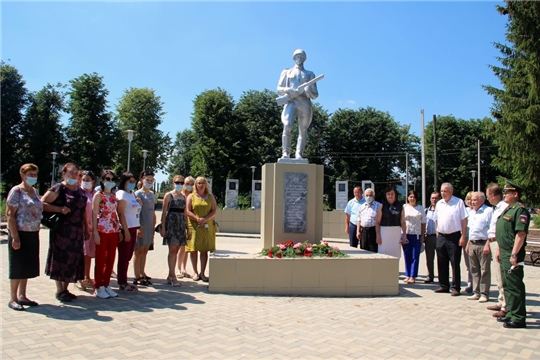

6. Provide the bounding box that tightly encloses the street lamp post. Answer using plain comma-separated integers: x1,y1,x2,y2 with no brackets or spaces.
250,166,256,208
142,149,149,171
470,170,477,192
125,130,135,172
50,151,58,186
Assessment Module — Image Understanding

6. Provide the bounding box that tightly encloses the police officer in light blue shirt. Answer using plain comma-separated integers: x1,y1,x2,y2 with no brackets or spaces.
344,185,366,248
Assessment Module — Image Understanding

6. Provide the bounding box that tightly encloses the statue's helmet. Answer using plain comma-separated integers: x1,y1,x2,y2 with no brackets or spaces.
292,49,306,61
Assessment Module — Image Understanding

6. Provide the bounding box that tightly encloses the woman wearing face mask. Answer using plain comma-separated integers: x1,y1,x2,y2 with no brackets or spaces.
42,163,88,302
116,172,142,292
76,170,97,291
92,170,120,299
402,190,426,284
176,176,195,279
375,187,407,259
6,164,43,311
134,171,156,285
161,175,189,286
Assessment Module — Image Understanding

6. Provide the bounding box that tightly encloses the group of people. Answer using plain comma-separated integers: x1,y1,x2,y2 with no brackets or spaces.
6,162,217,310
345,181,531,329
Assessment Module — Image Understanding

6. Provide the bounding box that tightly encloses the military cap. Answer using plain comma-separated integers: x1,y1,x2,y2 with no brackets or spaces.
503,180,523,193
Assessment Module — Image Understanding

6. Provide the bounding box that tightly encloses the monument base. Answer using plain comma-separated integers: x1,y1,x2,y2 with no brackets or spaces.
209,249,399,296
261,163,324,248
277,157,309,164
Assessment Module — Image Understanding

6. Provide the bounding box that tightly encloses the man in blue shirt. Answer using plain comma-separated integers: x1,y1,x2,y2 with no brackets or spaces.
466,192,493,303
344,186,366,248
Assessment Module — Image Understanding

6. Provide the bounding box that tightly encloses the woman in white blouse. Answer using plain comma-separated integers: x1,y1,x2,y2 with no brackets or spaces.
403,190,426,284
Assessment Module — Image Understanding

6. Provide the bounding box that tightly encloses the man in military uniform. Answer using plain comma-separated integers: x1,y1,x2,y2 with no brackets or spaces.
495,181,529,329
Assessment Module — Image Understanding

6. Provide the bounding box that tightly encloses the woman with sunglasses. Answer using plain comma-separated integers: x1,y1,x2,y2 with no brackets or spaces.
185,176,217,282
160,175,189,287
92,170,121,299
116,172,142,292
76,170,97,291
176,176,195,279
42,163,88,302
134,171,156,285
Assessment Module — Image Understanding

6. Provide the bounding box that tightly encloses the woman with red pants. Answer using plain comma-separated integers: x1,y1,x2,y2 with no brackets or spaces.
92,170,120,299
116,172,141,292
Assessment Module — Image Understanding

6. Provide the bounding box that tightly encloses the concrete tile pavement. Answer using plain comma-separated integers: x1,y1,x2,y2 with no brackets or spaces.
1,226,539,359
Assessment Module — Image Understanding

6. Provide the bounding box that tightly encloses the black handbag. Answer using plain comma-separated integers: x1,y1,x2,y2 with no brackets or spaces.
41,184,66,231
41,212,64,230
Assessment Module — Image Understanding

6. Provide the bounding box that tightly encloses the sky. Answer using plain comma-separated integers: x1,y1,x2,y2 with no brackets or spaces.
2,1,508,183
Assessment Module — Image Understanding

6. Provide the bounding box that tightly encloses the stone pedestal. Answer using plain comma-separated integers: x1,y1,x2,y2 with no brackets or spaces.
261,163,324,248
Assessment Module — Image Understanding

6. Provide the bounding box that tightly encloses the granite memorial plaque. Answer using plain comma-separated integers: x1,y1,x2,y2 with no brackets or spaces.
283,172,308,233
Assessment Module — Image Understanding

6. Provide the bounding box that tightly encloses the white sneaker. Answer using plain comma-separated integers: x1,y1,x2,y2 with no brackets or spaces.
104,286,118,298
94,286,109,299
467,294,480,300
478,296,489,303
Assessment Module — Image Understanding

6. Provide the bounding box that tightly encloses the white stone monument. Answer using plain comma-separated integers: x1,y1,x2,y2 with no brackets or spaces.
252,180,262,209
225,179,239,209
335,180,348,210
362,180,374,193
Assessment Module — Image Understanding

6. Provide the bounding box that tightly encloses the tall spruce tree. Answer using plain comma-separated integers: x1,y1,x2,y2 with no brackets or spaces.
484,1,540,203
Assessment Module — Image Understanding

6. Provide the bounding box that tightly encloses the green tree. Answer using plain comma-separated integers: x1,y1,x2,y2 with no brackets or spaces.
65,73,119,172
425,115,501,199
115,87,172,177
235,89,282,167
484,0,540,202
191,88,244,203
166,129,196,180
322,107,420,207
21,83,66,192
1,62,29,190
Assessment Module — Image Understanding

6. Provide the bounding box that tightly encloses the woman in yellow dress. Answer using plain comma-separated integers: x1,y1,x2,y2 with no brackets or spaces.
185,176,217,282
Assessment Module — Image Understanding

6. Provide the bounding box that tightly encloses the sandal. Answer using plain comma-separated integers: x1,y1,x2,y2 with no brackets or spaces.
167,276,181,287
176,270,184,279
408,278,416,284
200,275,209,282
144,276,152,285
181,271,191,279
82,278,94,290
119,284,138,292
192,273,200,281
75,281,87,291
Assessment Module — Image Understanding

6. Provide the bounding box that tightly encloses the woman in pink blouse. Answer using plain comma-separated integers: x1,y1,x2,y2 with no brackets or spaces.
6,164,43,311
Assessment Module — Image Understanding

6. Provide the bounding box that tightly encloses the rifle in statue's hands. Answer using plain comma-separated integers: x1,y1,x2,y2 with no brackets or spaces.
276,74,324,106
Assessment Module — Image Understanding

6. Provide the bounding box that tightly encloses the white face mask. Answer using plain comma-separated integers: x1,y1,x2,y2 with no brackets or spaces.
81,181,93,190
365,196,374,203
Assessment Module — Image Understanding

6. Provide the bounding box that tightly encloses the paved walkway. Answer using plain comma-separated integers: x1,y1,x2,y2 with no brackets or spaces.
1,228,539,359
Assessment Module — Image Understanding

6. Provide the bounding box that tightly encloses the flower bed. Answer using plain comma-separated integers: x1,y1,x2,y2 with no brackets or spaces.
260,240,349,258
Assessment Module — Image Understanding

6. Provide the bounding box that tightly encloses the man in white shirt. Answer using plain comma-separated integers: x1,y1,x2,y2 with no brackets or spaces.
486,184,509,318
344,186,366,248
466,192,493,303
356,188,381,252
433,182,468,296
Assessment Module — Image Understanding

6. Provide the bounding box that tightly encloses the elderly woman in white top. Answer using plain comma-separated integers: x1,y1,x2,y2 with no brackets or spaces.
403,190,426,284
